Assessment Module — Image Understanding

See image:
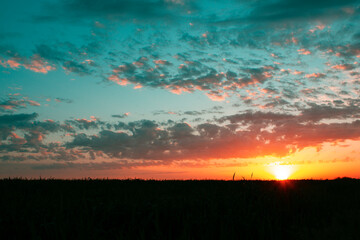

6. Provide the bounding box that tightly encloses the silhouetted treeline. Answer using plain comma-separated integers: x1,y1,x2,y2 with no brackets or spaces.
1,178,360,240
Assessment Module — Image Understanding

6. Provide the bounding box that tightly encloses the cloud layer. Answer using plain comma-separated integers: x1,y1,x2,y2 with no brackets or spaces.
1,103,360,169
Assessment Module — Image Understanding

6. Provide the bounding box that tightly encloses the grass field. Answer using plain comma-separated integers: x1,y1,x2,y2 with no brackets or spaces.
1,179,359,239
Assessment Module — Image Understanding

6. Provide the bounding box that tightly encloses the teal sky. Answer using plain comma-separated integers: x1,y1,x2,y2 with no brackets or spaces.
1,0,360,179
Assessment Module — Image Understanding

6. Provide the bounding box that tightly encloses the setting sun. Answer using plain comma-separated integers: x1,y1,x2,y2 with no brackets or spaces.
271,164,294,180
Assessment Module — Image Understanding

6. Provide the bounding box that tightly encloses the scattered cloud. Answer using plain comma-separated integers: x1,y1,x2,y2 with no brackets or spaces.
0,97,41,112
2,0,360,174
305,73,326,79
112,112,130,118
0,55,55,74
55,98,73,104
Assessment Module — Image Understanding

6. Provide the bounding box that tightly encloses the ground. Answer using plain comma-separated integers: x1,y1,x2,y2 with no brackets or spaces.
1,179,359,239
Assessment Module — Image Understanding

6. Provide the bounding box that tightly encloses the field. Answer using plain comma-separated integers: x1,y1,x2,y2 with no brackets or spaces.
1,179,359,239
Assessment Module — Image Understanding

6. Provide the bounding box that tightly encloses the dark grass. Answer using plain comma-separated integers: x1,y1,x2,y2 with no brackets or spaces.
1,178,360,240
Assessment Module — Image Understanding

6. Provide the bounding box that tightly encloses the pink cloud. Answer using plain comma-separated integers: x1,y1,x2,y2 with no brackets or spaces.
84,59,94,64
154,59,169,65
24,58,55,73
133,61,144,67
292,70,304,75
298,49,311,55
258,105,270,109
133,84,143,89
309,24,326,33
10,132,27,145
305,73,325,79
0,99,26,110
7,60,21,69
178,64,186,69
27,100,41,106
0,105,14,110
75,117,97,123
3,56,55,74
292,37,298,44
317,24,326,30
166,86,192,95
205,91,228,101
259,88,272,94
286,36,299,44
108,75,129,86
331,64,354,71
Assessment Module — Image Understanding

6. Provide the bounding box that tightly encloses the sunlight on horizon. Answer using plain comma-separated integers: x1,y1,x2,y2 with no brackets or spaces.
269,163,295,180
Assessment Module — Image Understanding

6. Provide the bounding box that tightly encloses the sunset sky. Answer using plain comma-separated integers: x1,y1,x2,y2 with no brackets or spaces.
1,0,360,180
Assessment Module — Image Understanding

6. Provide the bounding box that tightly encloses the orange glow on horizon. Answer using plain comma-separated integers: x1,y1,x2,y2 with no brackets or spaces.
2,140,360,180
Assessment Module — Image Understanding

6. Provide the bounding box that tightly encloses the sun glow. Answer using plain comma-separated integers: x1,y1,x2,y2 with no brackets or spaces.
270,164,294,180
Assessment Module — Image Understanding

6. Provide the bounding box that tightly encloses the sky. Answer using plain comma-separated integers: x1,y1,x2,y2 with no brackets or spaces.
1,0,360,180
